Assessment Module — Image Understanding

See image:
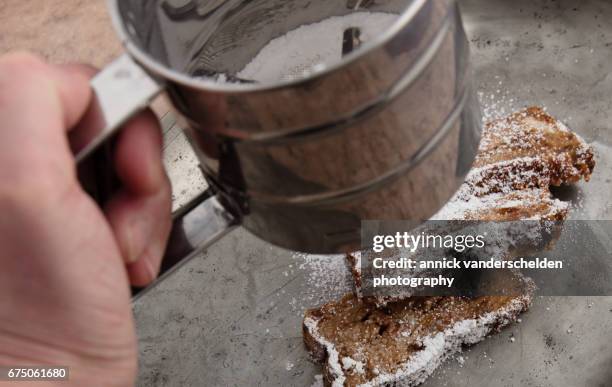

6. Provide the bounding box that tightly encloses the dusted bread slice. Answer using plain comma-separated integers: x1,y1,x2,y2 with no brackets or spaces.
302,107,595,387
304,273,534,387
438,106,594,219
433,187,569,221
348,107,596,297
348,107,595,296
473,106,594,186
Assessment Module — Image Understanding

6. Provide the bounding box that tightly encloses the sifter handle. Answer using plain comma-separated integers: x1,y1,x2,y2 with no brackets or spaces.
70,54,241,299
69,54,165,162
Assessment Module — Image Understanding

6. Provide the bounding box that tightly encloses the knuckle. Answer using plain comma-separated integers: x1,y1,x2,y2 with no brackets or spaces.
0,156,75,208
0,51,47,75
0,177,67,211
0,52,53,97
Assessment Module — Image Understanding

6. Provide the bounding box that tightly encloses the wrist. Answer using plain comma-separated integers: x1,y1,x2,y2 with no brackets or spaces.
0,329,136,387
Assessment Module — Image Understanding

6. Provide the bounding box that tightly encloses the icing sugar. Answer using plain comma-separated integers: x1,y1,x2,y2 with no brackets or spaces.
237,12,398,83
341,357,366,375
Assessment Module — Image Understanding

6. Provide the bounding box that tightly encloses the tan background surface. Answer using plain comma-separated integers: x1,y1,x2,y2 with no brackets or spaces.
0,0,121,66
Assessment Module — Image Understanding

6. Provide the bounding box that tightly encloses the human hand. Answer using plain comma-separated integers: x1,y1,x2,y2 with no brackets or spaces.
0,53,172,386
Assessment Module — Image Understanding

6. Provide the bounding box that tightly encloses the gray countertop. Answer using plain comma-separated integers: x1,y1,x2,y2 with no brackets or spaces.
135,1,612,386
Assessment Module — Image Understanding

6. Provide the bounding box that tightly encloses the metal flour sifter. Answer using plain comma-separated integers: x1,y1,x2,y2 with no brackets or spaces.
69,0,481,295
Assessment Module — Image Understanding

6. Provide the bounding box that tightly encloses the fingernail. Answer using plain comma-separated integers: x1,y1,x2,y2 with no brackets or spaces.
123,221,140,264
125,214,152,264
144,256,158,284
